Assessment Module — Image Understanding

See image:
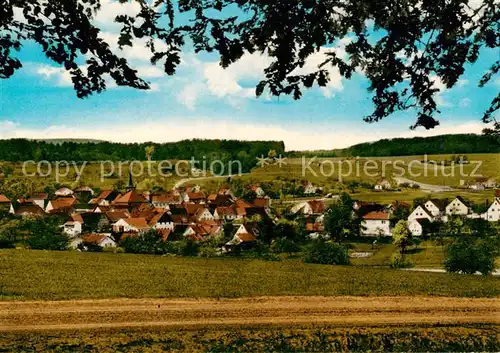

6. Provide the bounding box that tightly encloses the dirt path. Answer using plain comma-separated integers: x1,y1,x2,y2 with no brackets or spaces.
0,296,498,332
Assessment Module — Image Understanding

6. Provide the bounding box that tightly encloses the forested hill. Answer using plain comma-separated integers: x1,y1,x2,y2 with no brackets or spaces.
0,139,285,171
289,134,500,157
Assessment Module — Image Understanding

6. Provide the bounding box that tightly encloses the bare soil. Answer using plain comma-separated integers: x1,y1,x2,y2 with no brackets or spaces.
1,296,498,332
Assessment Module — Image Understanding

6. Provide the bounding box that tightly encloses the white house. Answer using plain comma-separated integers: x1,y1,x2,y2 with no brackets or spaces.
113,218,150,233
214,206,237,221
62,220,82,237
408,219,424,236
302,181,319,195
485,198,500,222
149,212,175,231
55,187,74,197
290,200,325,215
82,234,117,248
445,197,469,216
485,178,497,189
470,182,485,191
193,207,214,222
361,212,391,236
423,200,442,217
408,205,434,223
374,179,392,191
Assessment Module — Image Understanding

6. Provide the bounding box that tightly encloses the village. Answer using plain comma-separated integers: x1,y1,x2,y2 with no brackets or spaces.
0,170,499,253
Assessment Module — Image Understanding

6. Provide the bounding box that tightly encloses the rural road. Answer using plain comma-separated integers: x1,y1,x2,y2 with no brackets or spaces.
394,177,456,192
1,296,498,332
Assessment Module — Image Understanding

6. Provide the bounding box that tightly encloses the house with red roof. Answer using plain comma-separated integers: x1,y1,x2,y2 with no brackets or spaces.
0,194,12,213
112,217,150,233
361,211,391,236
45,198,77,214
112,190,149,209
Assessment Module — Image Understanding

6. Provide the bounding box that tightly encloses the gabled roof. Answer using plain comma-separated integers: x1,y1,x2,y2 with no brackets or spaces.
113,190,148,205
71,213,84,223
253,197,270,208
307,200,325,214
123,217,150,229
0,194,11,203
193,207,211,219
106,211,130,223
454,196,471,207
240,222,260,237
75,186,94,193
216,206,236,216
362,211,390,220
48,198,77,213
148,212,173,226
151,192,180,204
236,233,257,242
414,205,434,218
55,187,74,195
15,204,45,216
186,192,205,200
184,203,206,216
235,199,254,209
82,234,113,245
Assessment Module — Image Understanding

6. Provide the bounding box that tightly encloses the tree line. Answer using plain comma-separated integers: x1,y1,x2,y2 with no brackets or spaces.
288,134,500,158
0,139,285,172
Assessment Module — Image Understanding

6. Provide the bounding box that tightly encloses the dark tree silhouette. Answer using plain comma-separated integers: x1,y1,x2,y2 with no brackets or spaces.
2,0,499,133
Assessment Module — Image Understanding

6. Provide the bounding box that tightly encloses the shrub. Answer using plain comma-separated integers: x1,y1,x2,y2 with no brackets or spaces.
271,237,301,255
303,240,350,265
390,251,413,268
180,239,200,257
445,237,496,275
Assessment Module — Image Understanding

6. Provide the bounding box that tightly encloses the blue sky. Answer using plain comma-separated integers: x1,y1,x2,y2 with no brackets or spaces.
1,0,499,150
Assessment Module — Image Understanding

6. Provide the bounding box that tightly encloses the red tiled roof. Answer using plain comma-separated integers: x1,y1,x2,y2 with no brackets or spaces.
362,211,390,220
49,198,77,212
306,223,324,231
237,233,257,242
113,190,148,205
235,199,253,209
253,198,269,208
185,203,206,216
307,200,325,214
106,211,130,222
82,234,108,245
124,217,150,229
216,206,236,216
0,194,10,203
15,204,45,216
186,192,205,200
71,213,84,223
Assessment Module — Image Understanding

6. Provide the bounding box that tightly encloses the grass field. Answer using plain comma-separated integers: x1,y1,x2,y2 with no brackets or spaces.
1,249,499,300
350,240,447,267
1,161,188,191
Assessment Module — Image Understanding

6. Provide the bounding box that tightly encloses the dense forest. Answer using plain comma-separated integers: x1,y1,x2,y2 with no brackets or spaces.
288,134,500,158
0,139,285,172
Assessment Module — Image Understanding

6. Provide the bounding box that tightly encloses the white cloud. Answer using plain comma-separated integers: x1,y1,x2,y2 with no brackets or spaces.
93,0,141,28
0,120,490,151
457,79,469,87
431,76,453,108
36,65,73,87
177,83,204,110
459,98,471,108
